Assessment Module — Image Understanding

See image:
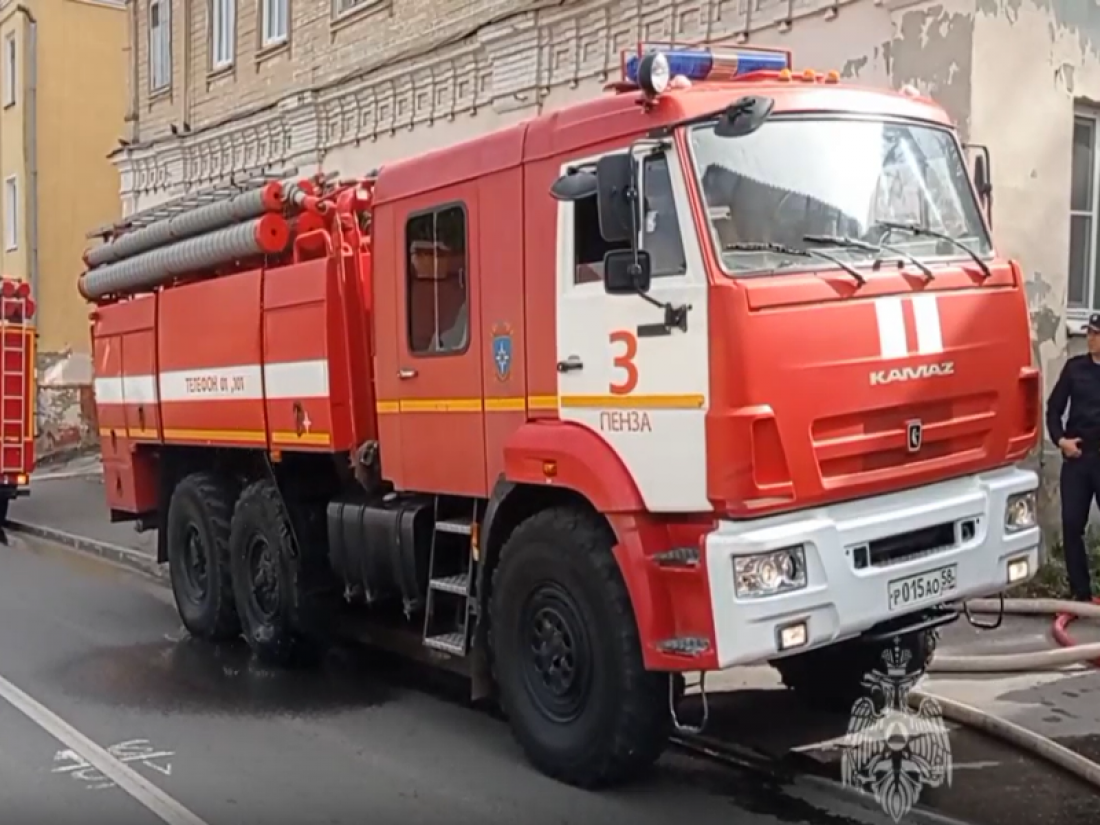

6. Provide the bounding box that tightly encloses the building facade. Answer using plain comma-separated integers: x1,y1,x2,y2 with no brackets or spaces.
0,0,128,452
112,0,1098,528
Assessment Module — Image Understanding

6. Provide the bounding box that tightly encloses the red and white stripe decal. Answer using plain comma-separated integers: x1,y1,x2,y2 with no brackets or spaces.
874,295,943,359
94,359,330,403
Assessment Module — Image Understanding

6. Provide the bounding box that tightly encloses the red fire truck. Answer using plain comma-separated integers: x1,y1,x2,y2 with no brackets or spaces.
83,43,1042,788
0,278,35,528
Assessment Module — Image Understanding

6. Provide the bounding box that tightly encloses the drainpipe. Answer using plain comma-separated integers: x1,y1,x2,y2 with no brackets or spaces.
126,0,138,142
182,0,191,125
15,5,37,309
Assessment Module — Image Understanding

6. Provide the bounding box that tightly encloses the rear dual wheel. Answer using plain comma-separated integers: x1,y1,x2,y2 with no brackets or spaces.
166,473,332,666
166,472,240,641
228,479,331,667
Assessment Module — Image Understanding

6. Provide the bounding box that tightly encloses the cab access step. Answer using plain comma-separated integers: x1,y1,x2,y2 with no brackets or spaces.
423,501,480,656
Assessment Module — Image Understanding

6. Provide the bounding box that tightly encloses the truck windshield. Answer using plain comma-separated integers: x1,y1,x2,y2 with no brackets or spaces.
687,116,991,277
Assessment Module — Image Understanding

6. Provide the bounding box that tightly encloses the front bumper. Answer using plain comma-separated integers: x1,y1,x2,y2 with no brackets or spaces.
704,466,1040,669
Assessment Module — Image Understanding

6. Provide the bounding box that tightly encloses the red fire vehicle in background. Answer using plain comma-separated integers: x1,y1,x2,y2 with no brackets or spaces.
82,42,1042,788
0,278,35,528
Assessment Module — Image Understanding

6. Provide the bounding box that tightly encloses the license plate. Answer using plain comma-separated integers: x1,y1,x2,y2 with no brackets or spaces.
887,565,958,612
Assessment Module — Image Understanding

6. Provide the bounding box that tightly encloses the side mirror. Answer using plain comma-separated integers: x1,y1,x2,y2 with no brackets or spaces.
549,168,598,202
604,249,651,295
596,154,636,243
966,143,993,225
714,95,774,138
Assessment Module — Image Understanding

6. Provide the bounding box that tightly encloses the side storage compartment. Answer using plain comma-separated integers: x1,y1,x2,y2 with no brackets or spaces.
158,270,267,449
91,296,160,514
262,257,362,454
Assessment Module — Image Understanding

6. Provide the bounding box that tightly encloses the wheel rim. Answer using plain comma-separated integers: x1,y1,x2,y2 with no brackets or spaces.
180,524,209,603
519,581,592,724
246,533,280,621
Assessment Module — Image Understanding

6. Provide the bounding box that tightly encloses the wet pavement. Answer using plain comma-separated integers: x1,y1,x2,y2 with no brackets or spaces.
683,677,1100,825
0,530,948,825
8,453,1100,823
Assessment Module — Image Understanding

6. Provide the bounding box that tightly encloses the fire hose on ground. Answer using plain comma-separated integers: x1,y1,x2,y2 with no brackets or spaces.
913,596,1100,792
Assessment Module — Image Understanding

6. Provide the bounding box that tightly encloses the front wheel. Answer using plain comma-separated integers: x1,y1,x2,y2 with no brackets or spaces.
489,507,669,789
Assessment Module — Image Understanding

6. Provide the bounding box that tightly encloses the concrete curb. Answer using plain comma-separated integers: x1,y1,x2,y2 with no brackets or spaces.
5,519,166,583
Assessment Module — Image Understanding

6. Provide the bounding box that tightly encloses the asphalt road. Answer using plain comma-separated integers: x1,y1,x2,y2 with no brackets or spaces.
0,531,914,825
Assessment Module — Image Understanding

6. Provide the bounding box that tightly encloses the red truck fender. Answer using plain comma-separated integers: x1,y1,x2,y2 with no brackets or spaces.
501,419,646,513
469,421,670,662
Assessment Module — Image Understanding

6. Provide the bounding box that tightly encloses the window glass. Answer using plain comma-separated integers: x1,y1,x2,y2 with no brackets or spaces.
572,152,686,284
406,205,469,354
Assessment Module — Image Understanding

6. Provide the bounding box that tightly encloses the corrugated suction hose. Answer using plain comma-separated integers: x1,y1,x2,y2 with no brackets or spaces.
915,597,1100,791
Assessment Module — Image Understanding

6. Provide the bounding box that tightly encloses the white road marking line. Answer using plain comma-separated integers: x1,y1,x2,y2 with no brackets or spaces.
0,672,208,825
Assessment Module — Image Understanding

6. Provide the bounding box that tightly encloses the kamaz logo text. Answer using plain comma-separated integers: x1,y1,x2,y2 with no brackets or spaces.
870,362,955,386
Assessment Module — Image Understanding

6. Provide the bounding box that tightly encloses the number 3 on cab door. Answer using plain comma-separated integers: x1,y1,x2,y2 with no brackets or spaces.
609,330,638,395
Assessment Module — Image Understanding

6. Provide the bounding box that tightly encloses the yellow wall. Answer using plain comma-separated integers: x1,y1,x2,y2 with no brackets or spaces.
0,8,27,287
0,0,127,355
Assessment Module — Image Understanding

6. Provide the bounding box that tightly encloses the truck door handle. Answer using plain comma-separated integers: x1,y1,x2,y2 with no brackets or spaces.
557,355,583,373
398,368,418,380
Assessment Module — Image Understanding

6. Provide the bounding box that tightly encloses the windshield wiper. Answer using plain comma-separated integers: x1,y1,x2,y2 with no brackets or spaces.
803,233,936,282
875,220,992,281
725,241,865,287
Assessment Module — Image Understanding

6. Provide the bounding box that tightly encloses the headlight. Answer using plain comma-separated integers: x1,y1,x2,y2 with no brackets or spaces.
1005,491,1037,533
734,545,807,598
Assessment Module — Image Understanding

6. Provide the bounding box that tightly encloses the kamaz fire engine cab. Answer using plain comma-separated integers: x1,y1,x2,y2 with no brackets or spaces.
83,42,1041,788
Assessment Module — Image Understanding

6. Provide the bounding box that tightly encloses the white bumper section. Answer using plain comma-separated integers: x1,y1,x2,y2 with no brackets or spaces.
704,466,1041,669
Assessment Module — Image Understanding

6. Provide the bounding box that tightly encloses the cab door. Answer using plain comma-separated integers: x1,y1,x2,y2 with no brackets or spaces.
394,191,487,497
555,143,711,512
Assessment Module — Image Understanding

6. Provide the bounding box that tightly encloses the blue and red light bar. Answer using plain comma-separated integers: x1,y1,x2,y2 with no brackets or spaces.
624,44,791,87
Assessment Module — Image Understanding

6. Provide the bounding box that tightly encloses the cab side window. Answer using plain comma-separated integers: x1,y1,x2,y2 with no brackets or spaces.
572,153,686,285
573,192,629,285
641,154,687,278
406,204,469,355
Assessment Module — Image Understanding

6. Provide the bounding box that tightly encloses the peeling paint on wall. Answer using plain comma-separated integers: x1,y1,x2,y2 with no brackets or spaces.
978,0,1100,61
841,55,869,78
891,4,976,140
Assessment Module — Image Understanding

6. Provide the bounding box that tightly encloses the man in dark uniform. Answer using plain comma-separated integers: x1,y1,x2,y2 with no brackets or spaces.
1045,313,1100,602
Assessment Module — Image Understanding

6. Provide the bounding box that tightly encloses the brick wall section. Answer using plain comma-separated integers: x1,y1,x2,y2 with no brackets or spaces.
119,0,890,202
135,0,533,141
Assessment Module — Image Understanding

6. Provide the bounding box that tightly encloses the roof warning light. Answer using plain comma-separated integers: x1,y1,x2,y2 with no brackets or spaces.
624,44,792,95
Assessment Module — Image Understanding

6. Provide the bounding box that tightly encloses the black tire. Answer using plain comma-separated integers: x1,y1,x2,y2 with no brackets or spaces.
228,479,330,667
489,506,669,789
0,495,10,525
166,472,240,641
773,628,937,714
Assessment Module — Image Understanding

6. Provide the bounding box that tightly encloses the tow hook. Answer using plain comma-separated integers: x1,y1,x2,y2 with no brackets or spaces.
670,672,709,735
962,592,1005,630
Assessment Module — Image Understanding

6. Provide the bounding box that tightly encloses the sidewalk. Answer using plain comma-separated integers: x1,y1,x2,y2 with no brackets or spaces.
9,455,159,574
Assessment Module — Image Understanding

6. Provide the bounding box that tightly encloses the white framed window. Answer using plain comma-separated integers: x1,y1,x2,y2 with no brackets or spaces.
332,0,371,18
210,0,235,69
149,0,172,92
260,0,288,47
3,32,15,107
4,176,18,252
